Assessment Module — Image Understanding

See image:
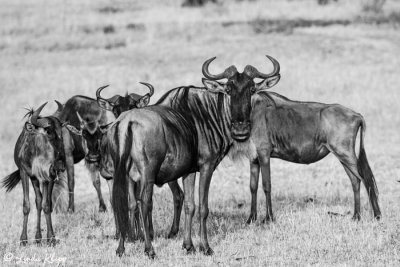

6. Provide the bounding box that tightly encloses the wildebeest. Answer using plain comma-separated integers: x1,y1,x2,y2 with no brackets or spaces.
110,56,280,257
58,83,156,213
2,102,67,245
244,91,381,223
66,83,184,240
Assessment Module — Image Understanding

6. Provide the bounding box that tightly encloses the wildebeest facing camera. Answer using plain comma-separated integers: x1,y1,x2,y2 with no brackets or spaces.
1,0,399,265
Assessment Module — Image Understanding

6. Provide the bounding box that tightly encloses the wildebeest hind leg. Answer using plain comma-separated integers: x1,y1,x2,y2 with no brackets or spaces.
167,181,184,239
331,142,363,220
20,171,30,246
247,160,260,224
31,178,43,244
138,181,155,258
127,179,138,242
341,164,361,220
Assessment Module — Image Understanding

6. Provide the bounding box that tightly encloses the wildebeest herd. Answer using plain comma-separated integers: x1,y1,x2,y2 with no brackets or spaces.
2,55,380,258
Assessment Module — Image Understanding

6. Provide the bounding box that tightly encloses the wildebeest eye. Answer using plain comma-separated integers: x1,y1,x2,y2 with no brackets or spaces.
225,87,231,95
250,87,256,94
45,128,55,138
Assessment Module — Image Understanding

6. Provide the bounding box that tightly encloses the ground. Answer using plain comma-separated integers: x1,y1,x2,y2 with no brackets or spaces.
0,0,400,266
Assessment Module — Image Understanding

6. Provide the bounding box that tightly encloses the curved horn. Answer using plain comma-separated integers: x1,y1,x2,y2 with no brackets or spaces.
244,55,280,79
31,102,50,128
54,100,63,112
96,85,110,101
202,57,238,80
76,111,85,125
139,82,154,96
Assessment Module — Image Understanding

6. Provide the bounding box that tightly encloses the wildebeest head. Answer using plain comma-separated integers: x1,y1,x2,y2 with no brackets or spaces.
202,55,281,142
66,111,108,165
66,83,154,166
96,83,154,118
24,102,66,181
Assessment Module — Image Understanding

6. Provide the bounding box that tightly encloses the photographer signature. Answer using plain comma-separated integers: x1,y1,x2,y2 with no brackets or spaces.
3,252,67,266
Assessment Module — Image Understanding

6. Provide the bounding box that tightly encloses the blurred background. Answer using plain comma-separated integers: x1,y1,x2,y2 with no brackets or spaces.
0,0,399,265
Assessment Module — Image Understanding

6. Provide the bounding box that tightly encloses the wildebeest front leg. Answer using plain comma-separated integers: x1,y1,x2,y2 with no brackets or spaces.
106,179,120,239
138,181,155,258
20,171,30,246
31,178,43,244
182,173,196,253
167,180,184,239
63,131,75,213
258,150,274,223
247,160,260,224
42,181,56,246
198,164,215,256
90,171,107,212
65,153,75,213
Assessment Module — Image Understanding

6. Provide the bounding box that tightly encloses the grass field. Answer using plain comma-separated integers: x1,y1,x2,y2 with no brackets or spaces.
1,0,400,266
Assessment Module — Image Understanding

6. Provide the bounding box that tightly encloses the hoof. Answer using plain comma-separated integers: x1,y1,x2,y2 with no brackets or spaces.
35,234,42,245
199,245,214,256
352,213,361,221
99,204,107,213
116,247,125,257
20,239,28,246
47,237,57,247
167,230,178,239
246,214,257,224
67,208,74,214
374,214,382,221
145,248,156,259
261,215,274,224
182,243,196,254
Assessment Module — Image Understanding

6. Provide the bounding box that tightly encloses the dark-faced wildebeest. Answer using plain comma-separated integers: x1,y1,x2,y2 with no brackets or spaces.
241,91,381,223
58,84,156,213
2,102,67,245
110,56,281,258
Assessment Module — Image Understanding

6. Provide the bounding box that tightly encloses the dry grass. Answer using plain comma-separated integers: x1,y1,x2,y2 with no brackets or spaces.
1,0,400,266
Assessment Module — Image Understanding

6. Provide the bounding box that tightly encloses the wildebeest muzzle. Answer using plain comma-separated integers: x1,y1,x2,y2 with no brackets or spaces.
231,121,251,141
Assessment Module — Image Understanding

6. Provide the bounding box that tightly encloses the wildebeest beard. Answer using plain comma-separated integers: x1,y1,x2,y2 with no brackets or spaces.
228,138,258,162
84,157,100,173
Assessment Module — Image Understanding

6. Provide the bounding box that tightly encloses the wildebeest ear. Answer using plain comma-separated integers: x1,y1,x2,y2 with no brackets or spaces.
65,124,82,136
255,74,281,91
25,122,35,132
97,99,113,111
202,78,227,94
136,94,150,108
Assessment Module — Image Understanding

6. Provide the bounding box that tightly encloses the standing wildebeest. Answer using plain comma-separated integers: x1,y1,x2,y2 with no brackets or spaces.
66,83,184,240
244,91,381,223
58,84,156,213
110,56,281,257
2,102,67,245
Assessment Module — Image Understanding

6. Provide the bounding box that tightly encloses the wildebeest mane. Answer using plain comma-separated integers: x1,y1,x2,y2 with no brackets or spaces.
156,86,232,165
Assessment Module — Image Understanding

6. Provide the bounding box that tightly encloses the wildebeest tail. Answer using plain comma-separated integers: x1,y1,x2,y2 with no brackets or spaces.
112,122,132,239
357,118,381,216
2,170,21,192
